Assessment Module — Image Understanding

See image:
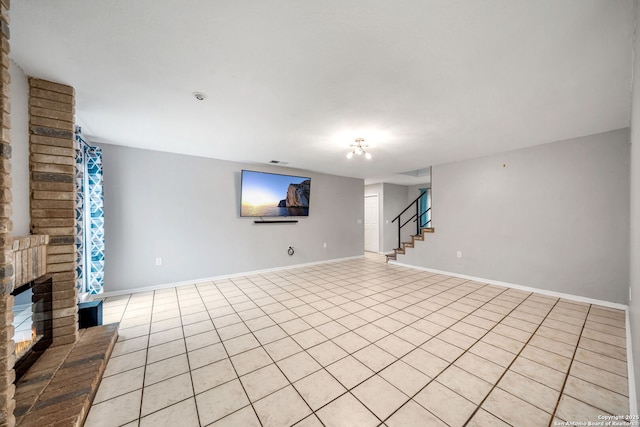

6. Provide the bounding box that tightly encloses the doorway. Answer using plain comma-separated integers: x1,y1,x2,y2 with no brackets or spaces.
364,194,380,253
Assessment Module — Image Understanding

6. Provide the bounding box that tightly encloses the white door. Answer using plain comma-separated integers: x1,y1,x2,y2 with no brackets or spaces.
364,194,380,253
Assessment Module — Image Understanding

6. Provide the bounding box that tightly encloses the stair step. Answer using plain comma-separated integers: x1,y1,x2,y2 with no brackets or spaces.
385,254,396,262
422,227,435,233
412,235,424,241
394,248,405,254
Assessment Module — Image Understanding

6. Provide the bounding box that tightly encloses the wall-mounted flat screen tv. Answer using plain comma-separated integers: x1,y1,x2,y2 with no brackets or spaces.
241,170,311,217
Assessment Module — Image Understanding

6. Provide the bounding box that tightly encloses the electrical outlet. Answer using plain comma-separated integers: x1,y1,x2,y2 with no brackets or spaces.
155,257,163,266
456,251,462,258
323,242,327,248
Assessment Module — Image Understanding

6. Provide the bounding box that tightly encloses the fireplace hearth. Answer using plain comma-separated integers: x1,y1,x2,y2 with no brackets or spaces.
10,276,53,382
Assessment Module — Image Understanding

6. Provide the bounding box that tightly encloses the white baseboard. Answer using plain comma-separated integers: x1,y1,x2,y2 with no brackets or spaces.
389,261,627,310
97,255,365,299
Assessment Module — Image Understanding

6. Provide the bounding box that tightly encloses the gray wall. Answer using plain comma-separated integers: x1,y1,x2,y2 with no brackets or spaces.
629,1,640,410
100,143,364,292
9,60,30,236
399,128,630,304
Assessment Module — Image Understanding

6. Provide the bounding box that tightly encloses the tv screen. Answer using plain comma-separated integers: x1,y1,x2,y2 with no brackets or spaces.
241,170,311,217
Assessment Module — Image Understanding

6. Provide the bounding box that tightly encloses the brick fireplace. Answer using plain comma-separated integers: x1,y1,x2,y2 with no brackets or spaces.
1,0,16,424
28,76,79,348
8,236,51,382
0,2,86,424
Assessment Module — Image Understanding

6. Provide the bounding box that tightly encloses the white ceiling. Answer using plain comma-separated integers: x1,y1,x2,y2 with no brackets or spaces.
10,0,635,185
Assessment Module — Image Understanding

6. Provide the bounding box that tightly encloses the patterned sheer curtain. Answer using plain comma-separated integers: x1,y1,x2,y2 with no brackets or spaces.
75,127,105,295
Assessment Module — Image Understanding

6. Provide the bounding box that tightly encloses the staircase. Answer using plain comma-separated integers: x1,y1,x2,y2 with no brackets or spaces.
386,227,434,262
385,191,433,263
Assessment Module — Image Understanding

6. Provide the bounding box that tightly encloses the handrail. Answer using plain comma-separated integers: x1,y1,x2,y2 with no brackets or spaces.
391,192,428,224
415,207,431,225
390,192,430,249
400,215,416,229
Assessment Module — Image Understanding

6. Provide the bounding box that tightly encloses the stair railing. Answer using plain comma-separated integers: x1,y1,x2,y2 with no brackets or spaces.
391,192,431,249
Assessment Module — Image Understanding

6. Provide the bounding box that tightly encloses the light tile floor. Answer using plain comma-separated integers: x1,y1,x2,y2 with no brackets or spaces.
85,253,633,427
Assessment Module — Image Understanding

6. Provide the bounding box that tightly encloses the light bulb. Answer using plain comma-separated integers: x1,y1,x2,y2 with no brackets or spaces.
346,151,353,159
365,152,372,159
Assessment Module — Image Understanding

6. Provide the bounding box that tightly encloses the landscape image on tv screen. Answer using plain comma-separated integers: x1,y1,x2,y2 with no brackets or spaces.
241,170,311,217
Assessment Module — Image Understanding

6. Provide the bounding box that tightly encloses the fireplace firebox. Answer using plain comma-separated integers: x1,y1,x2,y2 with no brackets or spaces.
11,275,53,382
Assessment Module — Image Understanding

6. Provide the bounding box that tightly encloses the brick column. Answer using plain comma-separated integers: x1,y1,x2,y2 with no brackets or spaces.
28,78,77,348
0,0,15,425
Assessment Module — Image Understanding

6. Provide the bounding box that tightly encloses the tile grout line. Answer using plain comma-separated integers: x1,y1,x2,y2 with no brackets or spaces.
546,306,634,424
346,281,510,425
235,275,341,427
200,278,284,427
206,264,436,425
313,278,496,424
233,272,357,426
114,290,198,424
138,289,163,424
177,286,204,427
546,304,592,427
91,293,148,423
196,280,273,426
94,256,629,427
460,296,573,426
104,260,516,424
377,283,531,425
202,262,528,424
465,293,588,425
296,277,518,423
241,270,404,425
97,260,430,424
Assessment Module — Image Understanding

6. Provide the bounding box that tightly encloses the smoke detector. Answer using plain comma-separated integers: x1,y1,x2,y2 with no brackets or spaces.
192,92,207,101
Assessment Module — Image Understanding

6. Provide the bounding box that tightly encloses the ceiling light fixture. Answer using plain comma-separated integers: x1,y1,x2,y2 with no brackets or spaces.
346,138,372,160
192,92,207,101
